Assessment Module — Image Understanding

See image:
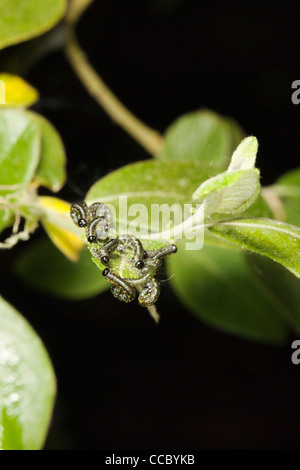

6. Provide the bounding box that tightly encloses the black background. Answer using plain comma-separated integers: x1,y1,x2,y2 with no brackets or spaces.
1,0,300,449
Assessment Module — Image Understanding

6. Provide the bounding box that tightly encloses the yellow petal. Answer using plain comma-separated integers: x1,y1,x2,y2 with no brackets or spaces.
0,73,39,108
39,196,85,262
39,196,71,214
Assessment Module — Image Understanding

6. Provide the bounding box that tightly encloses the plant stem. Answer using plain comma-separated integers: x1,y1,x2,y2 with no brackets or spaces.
64,28,164,156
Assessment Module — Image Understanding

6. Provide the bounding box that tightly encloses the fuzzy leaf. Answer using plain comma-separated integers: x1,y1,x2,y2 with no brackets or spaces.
228,136,258,171
157,109,244,168
194,169,260,216
246,253,300,331
192,137,260,216
209,218,300,278
0,296,56,449
167,243,287,344
0,209,14,234
0,109,40,192
86,159,219,243
27,112,67,192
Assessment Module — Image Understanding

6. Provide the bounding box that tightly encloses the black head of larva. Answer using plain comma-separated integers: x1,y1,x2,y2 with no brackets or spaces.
171,244,177,253
88,235,97,243
78,218,87,227
100,255,109,265
135,260,144,269
102,268,110,277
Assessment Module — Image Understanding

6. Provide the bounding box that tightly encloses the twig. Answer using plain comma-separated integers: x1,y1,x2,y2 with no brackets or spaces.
64,28,164,156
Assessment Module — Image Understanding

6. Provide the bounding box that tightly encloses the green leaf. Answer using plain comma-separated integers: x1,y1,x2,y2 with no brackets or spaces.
206,194,274,229
192,136,260,216
241,194,273,219
0,209,14,234
272,168,300,226
0,109,40,192
0,0,67,50
227,136,258,171
86,159,219,241
194,169,260,216
86,160,212,204
246,253,300,331
13,238,109,300
0,296,56,449
157,109,244,168
27,112,67,192
167,243,287,344
208,218,300,278
276,168,300,187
